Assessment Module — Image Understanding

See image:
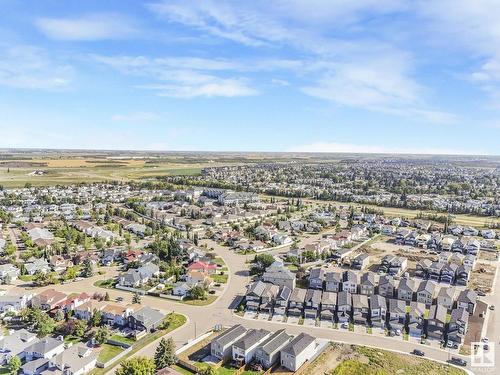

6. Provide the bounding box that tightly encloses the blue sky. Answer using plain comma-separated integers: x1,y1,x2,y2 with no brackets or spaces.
1,0,500,154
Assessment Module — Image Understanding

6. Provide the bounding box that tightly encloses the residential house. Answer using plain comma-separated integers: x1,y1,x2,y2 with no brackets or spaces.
49,255,73,274
447,308,469,345
427,304,447,341
187,261,217,275
118,263,160,288
31,289,67,311
369,295,387,328
337,291,352,323
388,299,406,332
23,337,65,361
320,291,337,322
428,262,445,282
102,304,138,326
456,265,471,286
280,333,317,372
255,329,293,370
304,289,322,319
287,288,306,316
416,280,436,306
325,272,342,292
262,261,296,289
408,301,426,338
74,300,108,321
0,264,20,282
437,287,455,310
378,275,395,298
360,272,376,296
274,286,291,316
211,325,247,360
24,259,50,275
352,253,370,270
415,259,432,279
0,329,39,364
46,344,98,375
342,271,359,294
397,278,416,302
232,329,271,364
308,268,325,290
0,294,31,313
441,263,458,284
128,306,165,332
260,283,280,314
352,294,369,325
457,289,477,314
246,281,267,312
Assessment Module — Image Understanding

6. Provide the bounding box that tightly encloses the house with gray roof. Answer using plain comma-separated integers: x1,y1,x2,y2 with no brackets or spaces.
325,272,342,292
448,308,469,345
46,344,98,375
21,357,49,375
320,291,337,322
437,287,455,309
287,288,306,316
378,275,395,298
211,325,247,360
427,304,447,340
262,261,296,289
352,294,369,325
280,333,317,371
337,291,352,323
342,271,358,294
308,268,324,290
416,280,436,306
118,262,159,288
388,299,407,332
245,281,267,311
274,286,291,316
255,329,293,369
22,337,65,361
408,301,426,338
397,278,416,302
457,289,477,314
128,306,165,332
0,294,31,313
0,329,39,364
260,283,280,314
304,289,322,319
232,329,271,364
360,272,376,296
369,295,386,328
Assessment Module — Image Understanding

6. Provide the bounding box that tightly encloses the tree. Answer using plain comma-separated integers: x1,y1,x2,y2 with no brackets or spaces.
21,307,56,337
8,355,21,374
132,292,142,304
104,292,111,301
154,338,177,370
64,266,78,281
116,357,155,375
190,285,207,300
94,326,110,346
81,258,94,278
74,319,87,338
199,364,217,375
90,309,103,327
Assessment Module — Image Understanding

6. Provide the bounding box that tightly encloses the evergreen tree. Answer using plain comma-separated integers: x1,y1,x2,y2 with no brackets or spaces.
154,338,177,370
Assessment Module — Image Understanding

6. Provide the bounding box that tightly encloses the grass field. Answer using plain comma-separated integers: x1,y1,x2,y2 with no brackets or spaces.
305,343,466,375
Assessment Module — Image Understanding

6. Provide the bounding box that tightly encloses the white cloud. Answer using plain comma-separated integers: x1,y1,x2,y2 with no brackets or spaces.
92,54,258,98
0,45,72,89
111,112,160,122
36,14,137,41
290,142,484,155
139,79,257,98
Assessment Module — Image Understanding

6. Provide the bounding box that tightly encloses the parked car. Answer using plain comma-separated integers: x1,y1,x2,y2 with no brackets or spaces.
489,305,495,310
449,357,467,367
411,349,425,357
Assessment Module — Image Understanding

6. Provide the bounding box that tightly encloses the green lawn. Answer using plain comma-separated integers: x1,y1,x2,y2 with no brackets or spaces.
181,295,218,306
19,274,34,282
98,344,124,363
94,278,117,288
212,273,228,283
109,334,135,346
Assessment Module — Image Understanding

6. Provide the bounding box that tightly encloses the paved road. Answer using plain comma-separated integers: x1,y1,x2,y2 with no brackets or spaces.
6,237,489,373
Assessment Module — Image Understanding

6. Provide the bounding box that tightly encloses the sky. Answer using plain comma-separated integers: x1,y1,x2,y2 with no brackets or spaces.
1,0,500,155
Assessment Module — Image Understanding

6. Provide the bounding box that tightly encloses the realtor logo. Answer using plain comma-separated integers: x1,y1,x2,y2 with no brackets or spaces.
471,342,495,367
